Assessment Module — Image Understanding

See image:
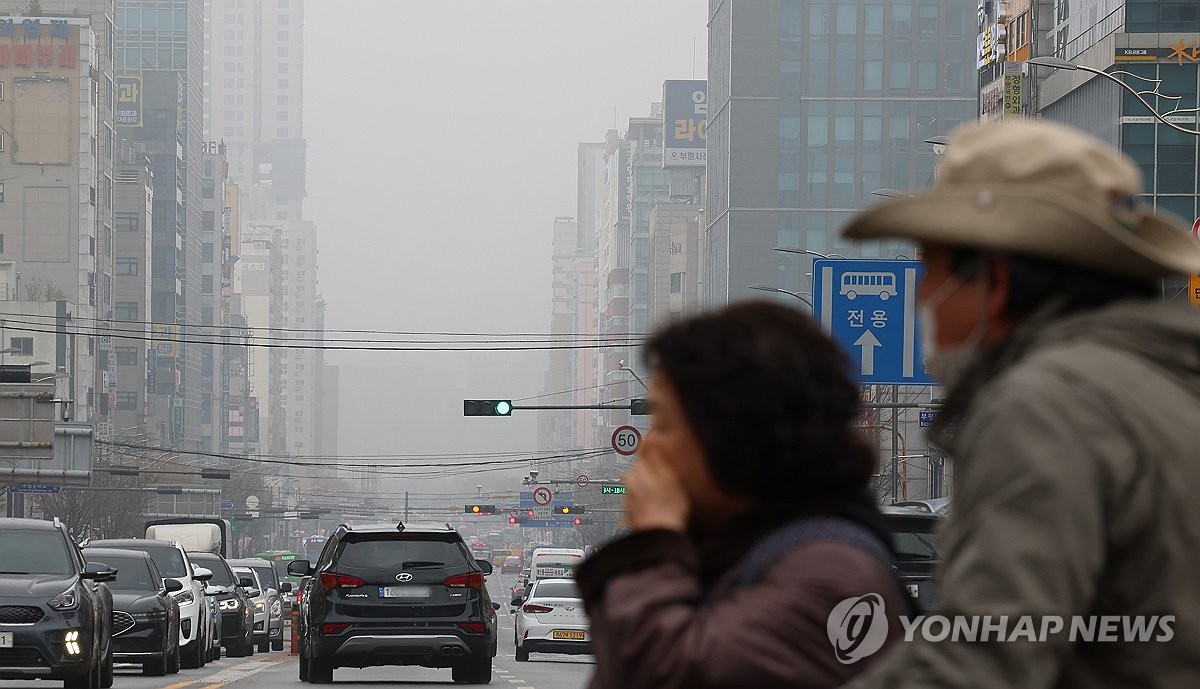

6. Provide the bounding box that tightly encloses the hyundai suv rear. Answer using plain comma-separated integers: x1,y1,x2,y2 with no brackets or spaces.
290,522,498,684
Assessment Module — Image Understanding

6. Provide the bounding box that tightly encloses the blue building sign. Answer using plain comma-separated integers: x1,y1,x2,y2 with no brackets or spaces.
813,259,932,386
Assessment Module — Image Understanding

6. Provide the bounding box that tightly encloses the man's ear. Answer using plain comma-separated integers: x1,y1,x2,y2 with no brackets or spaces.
984,255,1014,332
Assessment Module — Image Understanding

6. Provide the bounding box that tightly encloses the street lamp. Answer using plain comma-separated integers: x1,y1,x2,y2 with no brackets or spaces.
1027,56,1200,136
923,135,949,155
773,247,847,259
748,285,815,308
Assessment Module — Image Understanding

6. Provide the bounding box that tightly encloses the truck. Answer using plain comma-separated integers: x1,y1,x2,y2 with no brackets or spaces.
144,517,232,557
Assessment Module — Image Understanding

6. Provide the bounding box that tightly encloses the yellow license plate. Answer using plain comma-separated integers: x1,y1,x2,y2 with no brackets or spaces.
552,630,585,640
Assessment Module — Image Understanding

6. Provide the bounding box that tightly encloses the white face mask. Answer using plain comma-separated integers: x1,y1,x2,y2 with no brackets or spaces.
919,274,990,388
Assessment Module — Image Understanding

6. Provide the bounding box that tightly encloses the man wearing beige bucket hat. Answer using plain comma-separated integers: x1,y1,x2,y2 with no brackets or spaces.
840,119,1200,688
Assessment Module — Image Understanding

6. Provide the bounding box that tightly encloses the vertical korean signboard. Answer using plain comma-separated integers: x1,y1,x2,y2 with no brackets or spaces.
115,75,142,127
662,80,707,168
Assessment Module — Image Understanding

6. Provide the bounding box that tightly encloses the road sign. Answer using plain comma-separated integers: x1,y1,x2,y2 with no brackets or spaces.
10,483,59,494
481,492,491,500
612,426,642,456
532,486,553,506
813,259,931,385
601,484,627,495
221,500,234,510
575,474,589,488
246,495,260,510
918,410,937,428
1192,217,1200,240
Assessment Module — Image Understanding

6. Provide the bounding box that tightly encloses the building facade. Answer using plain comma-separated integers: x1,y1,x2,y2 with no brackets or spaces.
112,155,154,433
706,0,976,305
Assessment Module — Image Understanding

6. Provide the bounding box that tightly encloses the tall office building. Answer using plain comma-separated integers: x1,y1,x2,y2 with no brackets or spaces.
112,154,154,433
115,0,206,447
705,0,976,304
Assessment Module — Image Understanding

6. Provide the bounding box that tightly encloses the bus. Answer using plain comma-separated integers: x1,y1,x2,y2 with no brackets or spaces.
252,550,302,591
304,535,327,561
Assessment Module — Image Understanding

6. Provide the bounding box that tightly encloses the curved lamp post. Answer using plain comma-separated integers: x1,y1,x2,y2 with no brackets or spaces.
748,285,815,309
1027,56,1200,136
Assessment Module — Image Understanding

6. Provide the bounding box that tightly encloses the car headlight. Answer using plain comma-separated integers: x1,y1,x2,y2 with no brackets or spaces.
172,590,195,605
49,586,79,611
253,601,264,613
270,599,282,617
218,599,240,611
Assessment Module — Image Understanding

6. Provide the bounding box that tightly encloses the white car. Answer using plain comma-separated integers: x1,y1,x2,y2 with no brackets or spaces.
231,567,274,653
513,578,590,662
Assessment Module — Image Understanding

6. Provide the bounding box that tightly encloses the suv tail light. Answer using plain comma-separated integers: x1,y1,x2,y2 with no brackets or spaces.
522,604,553,614
442,572,484,591
321,623,349,635
458,622,486,635
320,572,366,592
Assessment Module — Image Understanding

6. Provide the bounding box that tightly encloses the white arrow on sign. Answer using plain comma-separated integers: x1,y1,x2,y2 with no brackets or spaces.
854,330,882,376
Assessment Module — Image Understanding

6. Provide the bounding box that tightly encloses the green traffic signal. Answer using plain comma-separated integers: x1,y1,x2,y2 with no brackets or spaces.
464,400,514,417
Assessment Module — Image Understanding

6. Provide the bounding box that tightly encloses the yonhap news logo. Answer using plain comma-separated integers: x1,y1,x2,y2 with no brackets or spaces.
825,594,1177,664
826,594,889,664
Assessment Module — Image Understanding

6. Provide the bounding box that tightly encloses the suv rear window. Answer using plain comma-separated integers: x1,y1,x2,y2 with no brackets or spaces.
334,534,469,569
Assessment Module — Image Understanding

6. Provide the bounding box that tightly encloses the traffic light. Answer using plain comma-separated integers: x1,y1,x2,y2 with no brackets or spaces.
508,515,528,525
526,509,535,518
464,504,496,515
555,505,585,515
572,517,592,526
630,398,649,415
463,400,513,416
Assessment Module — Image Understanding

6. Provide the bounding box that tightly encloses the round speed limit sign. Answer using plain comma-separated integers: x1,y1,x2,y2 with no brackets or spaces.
611,426,642,456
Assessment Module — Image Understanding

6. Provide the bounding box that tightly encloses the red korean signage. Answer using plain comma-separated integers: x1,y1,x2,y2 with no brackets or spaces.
0,18,79,70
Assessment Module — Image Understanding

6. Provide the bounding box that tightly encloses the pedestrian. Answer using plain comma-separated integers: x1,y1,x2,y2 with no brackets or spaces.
575,300,909,689
840,119,1200,688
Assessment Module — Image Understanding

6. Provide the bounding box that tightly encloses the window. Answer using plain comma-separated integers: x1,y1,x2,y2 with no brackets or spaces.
116,212,139,232
115,347,137,366
670,272,683,294
116,392,138,411
203,243,215,262
202,275,214,294
115,302,138,321
9,337,32,356
918,61,937,91
115,257,139,276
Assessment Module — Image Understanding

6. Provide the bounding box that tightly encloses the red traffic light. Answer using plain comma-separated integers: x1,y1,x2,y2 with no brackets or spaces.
508,516,517,524
573,517,582,526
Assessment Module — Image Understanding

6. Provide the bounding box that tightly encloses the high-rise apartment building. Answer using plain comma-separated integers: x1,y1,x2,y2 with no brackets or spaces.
705,0,976,304
112,154,154,433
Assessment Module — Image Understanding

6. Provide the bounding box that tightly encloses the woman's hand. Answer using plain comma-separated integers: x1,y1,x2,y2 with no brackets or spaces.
623,446,690,533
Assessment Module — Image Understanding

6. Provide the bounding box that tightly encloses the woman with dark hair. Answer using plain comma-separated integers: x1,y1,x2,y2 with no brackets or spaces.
575,300,907,689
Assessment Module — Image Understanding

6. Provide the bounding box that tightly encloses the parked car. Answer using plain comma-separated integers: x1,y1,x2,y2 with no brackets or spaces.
290,522,498,684
500,557,521,575
229,558,290,651
512,578,589,662
187,552,256,657
198,567,222,662
81,548,181,676
882,505,943,610
89,538,212,669
0,518,114,689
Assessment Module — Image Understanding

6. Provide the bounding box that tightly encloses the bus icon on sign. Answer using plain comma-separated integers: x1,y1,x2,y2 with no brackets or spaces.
840,272,897,301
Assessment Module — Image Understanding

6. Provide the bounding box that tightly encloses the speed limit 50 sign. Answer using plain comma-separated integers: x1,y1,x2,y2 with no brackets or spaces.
611,426,642,456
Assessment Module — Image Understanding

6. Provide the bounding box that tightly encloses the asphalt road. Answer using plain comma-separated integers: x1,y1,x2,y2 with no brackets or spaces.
0,573,592,689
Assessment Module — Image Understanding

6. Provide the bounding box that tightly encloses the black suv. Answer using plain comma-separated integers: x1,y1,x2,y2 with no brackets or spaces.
882,506,942,610
187,552,256,657
0,518,114,689
290,522,498,685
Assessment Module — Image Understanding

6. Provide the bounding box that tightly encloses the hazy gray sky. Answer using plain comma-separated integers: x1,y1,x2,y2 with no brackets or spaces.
303,1,708,496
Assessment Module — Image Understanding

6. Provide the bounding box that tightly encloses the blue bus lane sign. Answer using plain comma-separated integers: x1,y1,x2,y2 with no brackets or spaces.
813,259,932,386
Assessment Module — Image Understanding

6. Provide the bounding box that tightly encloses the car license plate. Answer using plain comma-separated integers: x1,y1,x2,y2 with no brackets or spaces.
551,630,585,641
0,633,12,648
379,586,431,598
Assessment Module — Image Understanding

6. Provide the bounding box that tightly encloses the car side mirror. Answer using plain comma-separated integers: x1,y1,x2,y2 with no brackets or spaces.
287,560,312,577
280,582,293,593
511,597,522,607
238,575,256,589
491,602,500,611
82,561,117,582
475,559,494,576
164,578,184,593
192,567,213,582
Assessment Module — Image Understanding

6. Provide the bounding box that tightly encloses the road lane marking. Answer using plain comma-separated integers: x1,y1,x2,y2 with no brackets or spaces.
160,680,197,689
198,656,290,689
